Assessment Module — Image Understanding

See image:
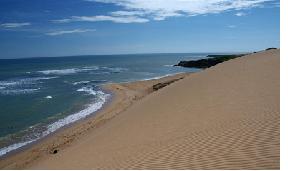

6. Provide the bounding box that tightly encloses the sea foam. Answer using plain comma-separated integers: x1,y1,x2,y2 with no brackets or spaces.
0,77,57,87
38,66,127,75
43,90,109,135
77,86,98,95
0,77,57,95
0,89,110,156
73,81,91,85
38,66,100,75
0,140,36,157
0,88,40,95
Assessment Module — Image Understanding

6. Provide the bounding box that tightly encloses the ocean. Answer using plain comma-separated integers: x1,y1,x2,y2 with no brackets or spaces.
0,53,206,156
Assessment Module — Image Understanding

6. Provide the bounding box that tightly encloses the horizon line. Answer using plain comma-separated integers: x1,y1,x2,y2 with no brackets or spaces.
0,50,261,60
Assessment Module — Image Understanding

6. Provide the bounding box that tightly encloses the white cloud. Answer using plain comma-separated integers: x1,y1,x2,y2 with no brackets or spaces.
46,29,96,36
235,12,247,16
0,22,31,28
85,0,274,20
53,15,149,24
228,25,237,28
110,10,147,16
53,0,274,24
52,18,74,23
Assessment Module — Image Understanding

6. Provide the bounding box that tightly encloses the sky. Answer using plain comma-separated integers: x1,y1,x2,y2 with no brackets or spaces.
0,0,280,59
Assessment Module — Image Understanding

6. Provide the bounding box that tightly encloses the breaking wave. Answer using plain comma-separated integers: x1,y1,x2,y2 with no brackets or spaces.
0,88,41,95
0,89,110,156
0,77,57,95
38,66,128,75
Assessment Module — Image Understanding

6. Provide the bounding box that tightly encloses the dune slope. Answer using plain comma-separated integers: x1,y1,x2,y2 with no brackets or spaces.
29,49,280,169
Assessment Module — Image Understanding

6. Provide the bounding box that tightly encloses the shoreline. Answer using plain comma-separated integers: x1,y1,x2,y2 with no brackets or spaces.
0,72,191,169
0,49,279,169
0,87,110,158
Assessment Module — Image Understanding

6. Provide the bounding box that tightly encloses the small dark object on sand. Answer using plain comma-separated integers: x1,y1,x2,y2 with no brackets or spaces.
152,78,183,91
50,149,58,154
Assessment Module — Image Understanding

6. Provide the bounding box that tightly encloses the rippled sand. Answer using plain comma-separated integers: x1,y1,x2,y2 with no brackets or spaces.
1,49,279,169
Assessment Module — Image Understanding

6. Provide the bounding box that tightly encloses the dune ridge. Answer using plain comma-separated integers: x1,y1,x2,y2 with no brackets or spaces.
1,49,280,169
30,49,280,169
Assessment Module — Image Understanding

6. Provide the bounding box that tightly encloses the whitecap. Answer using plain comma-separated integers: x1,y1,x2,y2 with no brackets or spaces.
45,96,52,99
32,77,58,80
0,88,40,95
43,91,109,135
82,66,99,70
0,81,18,86
38,69,79,75
101,67,128,73
38,66,100,75
48,66,129,76
77,86,97,95
164,64,173,67
73,80,107,86
72,81,91,85
0,90,110,156
0,77,57,87
0,77,56,95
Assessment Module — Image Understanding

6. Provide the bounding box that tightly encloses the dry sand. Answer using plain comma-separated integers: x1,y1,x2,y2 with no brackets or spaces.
0,72,189,169
0,49,280,169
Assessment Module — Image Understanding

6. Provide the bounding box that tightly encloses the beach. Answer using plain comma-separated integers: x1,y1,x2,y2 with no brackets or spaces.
0,49,280,169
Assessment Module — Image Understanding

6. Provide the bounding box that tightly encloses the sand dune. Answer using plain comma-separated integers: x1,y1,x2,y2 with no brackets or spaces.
2,49,280,169
30,49,280,169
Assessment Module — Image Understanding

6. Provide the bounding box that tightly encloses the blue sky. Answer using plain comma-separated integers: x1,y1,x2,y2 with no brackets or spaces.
0,0,280,58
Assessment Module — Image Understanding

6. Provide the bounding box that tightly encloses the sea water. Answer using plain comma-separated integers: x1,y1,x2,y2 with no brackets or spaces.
0,53,206,156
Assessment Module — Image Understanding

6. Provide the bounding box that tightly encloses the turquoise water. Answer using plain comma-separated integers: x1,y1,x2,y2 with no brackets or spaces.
0,53,205,156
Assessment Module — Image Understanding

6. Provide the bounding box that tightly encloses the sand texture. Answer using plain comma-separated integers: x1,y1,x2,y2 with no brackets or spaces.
1,50,280,169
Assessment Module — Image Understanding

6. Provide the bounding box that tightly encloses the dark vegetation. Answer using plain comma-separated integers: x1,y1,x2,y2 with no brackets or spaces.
265,47,277,51
174,54,247,68
152,78,184,91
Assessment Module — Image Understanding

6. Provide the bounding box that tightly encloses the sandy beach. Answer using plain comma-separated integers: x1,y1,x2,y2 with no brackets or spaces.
0,49,279,169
